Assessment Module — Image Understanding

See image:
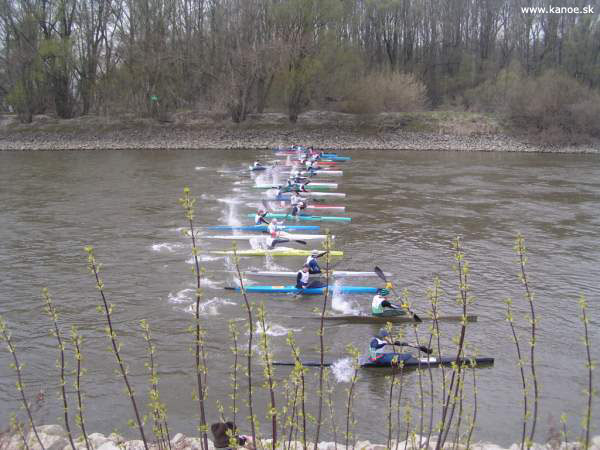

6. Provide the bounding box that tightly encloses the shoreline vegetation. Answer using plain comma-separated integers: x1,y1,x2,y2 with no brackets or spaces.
1,111,599,153
1,425,599,450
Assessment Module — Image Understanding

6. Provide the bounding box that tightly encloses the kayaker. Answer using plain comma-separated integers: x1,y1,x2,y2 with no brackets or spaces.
252,160,264,169
371,287,405,317
305,250,325,274
267,218,279,235
290,192,307,216
368,329,411,366
295,264,311,289
254,209,270,225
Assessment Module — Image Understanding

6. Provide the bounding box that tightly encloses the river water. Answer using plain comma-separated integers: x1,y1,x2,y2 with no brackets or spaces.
0,149,598,446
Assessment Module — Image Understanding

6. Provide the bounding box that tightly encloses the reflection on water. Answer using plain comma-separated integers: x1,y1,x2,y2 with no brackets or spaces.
0,149,598,445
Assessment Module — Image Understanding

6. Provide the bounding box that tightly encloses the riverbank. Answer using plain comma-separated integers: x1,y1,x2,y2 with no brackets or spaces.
1,425,599,450
1,111,599,153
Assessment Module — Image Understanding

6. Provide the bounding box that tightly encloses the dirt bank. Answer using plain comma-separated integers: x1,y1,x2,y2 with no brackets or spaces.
1,111,599,153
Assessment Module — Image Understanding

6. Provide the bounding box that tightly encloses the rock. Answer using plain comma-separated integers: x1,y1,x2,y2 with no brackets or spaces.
591,436,600,450
37,425,67,437
108,433,125,445
5,433,25,450
26,430,69,450
96,442,121,450
88,433,110,448
170,433,186,445
185,437,203,450
123,440,145,450
317,441,338,450
355,440,372,449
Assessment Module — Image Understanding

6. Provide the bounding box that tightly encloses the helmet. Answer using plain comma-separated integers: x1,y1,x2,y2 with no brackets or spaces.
377,328,390,339
378,288,390,296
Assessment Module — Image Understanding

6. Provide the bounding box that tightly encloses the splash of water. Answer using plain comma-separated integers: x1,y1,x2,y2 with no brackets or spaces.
331,281,360,314
331,357,355,383
253,320,302,337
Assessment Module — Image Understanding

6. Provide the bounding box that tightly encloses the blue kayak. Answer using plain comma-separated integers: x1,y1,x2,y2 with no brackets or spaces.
207,225,320,231
225,285,377,294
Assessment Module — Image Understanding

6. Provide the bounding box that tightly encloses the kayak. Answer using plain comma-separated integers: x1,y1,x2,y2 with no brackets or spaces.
242,270,390,278
225,285,376,294
280,170,343,176
246,213,351,222
273,355,494,369
264,192,346,199
264,204,346,212
204,233,331,241
292,314,479,324
211,248,344,257
249,166,268,171
206,225,320,231
253,184,338,191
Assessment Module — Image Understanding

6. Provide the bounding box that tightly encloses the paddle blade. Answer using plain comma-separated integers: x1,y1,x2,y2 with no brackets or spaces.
374,266,387,282
224,287,237,291
419,346,433,354
294,240,307,245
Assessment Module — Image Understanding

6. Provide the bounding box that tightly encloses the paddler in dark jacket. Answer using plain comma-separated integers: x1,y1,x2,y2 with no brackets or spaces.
290,192,307,217
305,250,324,274
368,329,411,366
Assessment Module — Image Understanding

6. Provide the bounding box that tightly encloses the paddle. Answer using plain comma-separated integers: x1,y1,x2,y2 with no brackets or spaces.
392,341,432,355
373,266,422,323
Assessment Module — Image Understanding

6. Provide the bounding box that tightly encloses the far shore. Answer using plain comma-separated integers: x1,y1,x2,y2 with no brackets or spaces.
1,111,599,153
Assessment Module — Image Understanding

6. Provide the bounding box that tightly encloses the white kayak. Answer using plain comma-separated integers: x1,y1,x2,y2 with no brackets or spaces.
204,233,332,241
242,270,391,278
280,170,344,176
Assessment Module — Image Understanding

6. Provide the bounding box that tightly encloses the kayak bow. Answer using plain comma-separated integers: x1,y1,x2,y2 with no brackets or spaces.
211,248,344,257
246,213,351,222
206,225,320,231
226,285,376,294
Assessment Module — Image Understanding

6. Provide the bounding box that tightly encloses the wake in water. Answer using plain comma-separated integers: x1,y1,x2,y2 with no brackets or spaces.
182,297,237,316
253,320,302,337
151,242,185,252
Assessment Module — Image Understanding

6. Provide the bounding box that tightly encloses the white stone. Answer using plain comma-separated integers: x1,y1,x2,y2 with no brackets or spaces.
185,437,203,450
5,433,24,450
123,440,145,450
108,433,125,444
355,440,372,449
317,441,338,450
88,433,110,449
591,436,600,450
26,431,69,450
38,425,67,437
170,433,186,445
96,442,121,450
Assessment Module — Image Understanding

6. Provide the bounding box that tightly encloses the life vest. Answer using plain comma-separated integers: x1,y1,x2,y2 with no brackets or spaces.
267,222,277,234
297,270,310,285
254,214,263,225
368,337,388,360
371,295,385,314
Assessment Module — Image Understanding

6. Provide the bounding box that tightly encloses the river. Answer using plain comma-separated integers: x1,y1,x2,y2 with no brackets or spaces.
0,149,598,446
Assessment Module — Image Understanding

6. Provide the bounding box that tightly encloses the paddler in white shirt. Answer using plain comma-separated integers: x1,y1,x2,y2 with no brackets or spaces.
290,191,307,217
252,160,264,169
371,286,405,317
295,264,311,289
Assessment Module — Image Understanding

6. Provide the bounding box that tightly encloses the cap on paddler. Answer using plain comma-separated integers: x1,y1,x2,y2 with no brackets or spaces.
378,288,389,296
311,250,320,256
378,328,390,339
